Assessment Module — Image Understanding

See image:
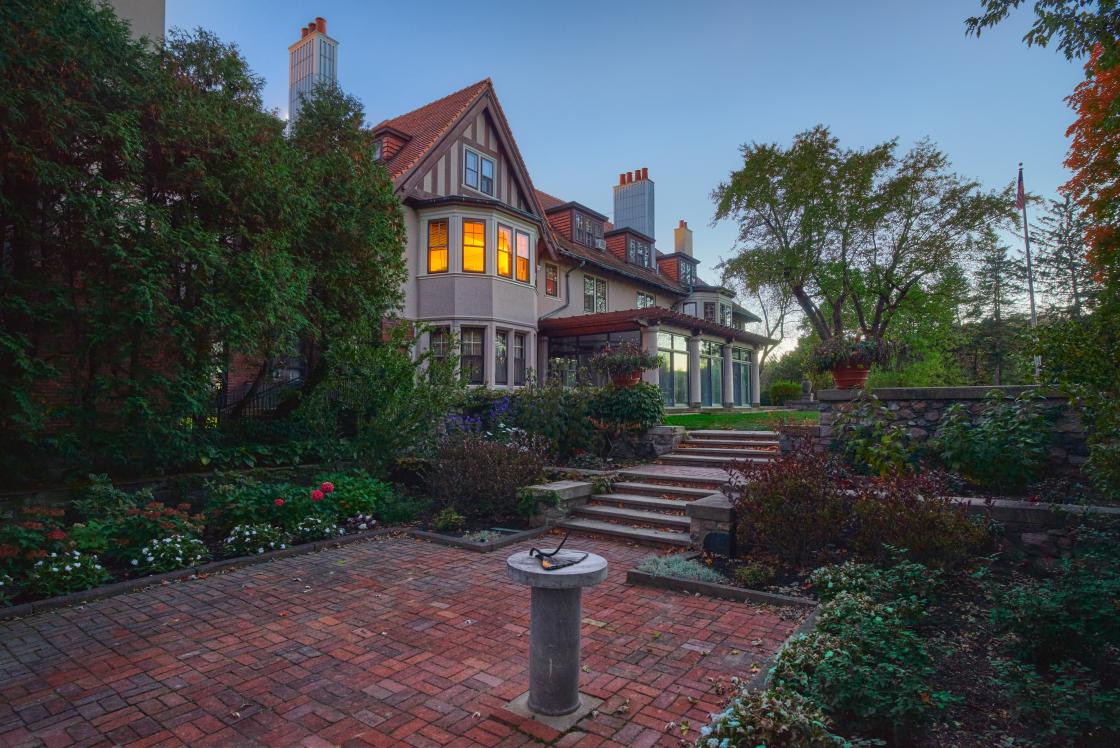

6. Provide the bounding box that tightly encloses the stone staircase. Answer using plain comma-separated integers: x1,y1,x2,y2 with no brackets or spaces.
557,429,780,547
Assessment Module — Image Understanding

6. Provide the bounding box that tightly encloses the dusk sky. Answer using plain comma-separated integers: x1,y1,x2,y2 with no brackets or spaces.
167,0,1084,303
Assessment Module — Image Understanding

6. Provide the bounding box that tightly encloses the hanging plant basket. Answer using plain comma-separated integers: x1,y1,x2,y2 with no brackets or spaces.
831,364,871,390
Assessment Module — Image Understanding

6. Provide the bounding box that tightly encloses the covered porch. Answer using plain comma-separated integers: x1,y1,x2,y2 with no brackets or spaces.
537,308,770,408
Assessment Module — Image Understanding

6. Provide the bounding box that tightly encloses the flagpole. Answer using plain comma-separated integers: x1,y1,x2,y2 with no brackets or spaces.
1018,163,1041,381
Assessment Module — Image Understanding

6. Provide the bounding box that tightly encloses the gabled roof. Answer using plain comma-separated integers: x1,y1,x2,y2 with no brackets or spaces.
373,79,491,180
550,230,686,296
534,189,567,212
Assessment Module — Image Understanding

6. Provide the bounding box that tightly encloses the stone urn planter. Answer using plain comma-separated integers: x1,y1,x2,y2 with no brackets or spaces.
611,371,642,387
831,364,871,390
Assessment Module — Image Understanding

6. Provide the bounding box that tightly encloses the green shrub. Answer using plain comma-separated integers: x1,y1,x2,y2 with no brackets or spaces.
130,535,209,574
100,501,206,562
28,551,108,597
222,524,288,557
588,382,664,430
0,572,13,606
698,686,861,747
0,507,72,582
932,390,1051,490
730,450,850,566
832,395,917,477
810,556,941,622
990,525,1120,667
426,433,548,520
588,342,661,381
733,561,776,588
991,657,1120,742
770,380,803,406
507,382,597,459
432,507,466,532
772,591,955,737
313,471,408,522
637,555,726,584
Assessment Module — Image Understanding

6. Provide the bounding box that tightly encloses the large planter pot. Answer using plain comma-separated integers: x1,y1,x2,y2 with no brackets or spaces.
611,371,642,387
831,364,870,390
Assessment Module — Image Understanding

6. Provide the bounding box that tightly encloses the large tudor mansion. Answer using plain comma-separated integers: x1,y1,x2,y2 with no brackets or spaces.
292,19,769,408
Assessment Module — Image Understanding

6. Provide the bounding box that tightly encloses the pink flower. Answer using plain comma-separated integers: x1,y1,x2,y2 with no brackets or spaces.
321,482,334,494
311,490,325,502
274,498,285,507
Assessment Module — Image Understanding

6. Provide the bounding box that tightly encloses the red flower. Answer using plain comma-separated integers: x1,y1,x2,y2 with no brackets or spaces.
0,544,17,559
274,498,285,507
311,489,325,502
320,482,335,494
46,530,68,541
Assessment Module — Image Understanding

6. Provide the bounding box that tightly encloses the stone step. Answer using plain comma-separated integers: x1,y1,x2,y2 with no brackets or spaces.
683,436,779,448
557,518,690,547
675,445,778,457
618,467,728,488
573,504,691,528
610,481,715,499
687,429,779,440
589,493,691,513
657,453,772,468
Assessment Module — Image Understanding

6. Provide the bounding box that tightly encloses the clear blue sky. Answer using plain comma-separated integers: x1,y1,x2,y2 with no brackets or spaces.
167,0,1082,291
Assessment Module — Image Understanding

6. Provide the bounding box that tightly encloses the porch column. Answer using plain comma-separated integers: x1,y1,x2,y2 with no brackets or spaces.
750,349,761,406
450,321,462,381
537,335,549,384
641,326,660,386
721,342,734,409
687,335,701,408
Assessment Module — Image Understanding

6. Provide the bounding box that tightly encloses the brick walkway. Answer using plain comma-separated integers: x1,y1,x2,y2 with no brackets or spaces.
0,535,803,747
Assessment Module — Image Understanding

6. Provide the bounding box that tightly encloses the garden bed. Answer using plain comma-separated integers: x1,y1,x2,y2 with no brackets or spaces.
407,524,549,552
0,528,397,622
627,552,817,609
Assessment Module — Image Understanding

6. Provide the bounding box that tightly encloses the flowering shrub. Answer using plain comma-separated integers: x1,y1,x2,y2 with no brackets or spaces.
222,524,288,557
205,476,300,533
101,502,205,561
807,335,889,373
291,516,342,544
426,433,549,520
343,513,377,533
698,685,860,747
130,535,210,574
729,449,850,566
313,471,410,523
0,507,71,582
588,342,661,382
27,551,108,597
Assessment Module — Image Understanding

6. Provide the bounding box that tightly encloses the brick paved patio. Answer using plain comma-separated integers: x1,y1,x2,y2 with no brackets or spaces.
0,535,804,747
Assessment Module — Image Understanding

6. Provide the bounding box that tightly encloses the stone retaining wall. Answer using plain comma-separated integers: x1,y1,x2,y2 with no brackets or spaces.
811,386,1088,472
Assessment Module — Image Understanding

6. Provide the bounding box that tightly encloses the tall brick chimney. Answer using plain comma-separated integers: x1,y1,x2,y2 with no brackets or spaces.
674,219,693,257
613,167,655,239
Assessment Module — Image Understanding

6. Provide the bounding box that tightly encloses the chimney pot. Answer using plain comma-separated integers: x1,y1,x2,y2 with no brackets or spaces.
301,26,309,37
627,172,634,184
641,167,648,181
619,173,626,186
679,219,687,228
315,16,326,35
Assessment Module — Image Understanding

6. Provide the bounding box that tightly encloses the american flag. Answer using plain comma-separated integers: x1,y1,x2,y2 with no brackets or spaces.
1016,166,1025,210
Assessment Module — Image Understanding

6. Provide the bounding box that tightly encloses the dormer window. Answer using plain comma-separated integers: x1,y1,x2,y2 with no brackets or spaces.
464,148,495,196
680,261,695,286
372,139,382,162
574,213,604,249
627,237,651,268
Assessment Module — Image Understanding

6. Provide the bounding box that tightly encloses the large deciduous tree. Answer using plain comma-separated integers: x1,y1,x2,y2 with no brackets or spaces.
1032,196,1098,315
711,126,1010,347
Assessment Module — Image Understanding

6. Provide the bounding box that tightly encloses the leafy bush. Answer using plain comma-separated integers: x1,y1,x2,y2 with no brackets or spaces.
0,507,71,581
310,471,399,520
850,473,991,569
832,395,917,476
770,380,803,406
291,516,342,544
588,382,664,457
772,591,954,737
0,572,12,606
222,524,288,557
27,551,108,597
729,449,850,566
426,433,548,520
932,390,1051,490
432,507,466,532
74,475,153,521
808,336,890,373
101,502,206,562
637,555,726,584
507,381,597,459
130,535,209,574
698,686,859,747
810,556,941,622
990,657,1120,742
733,561,776,588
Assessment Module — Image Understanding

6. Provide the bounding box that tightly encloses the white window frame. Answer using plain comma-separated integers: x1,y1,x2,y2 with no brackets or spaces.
583,275,607,313
463,147,495,196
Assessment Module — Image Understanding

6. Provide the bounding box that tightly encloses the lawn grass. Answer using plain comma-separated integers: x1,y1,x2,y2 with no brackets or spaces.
663,410,818,430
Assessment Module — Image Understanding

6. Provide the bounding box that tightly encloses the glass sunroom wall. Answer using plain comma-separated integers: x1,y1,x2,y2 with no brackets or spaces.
657,331,690,406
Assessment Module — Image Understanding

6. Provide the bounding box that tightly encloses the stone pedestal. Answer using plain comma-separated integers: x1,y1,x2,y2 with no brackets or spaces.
506,550,608,718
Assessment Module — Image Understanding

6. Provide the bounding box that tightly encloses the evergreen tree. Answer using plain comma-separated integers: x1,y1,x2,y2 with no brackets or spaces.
1033,195,1098,316
968,228,1027,384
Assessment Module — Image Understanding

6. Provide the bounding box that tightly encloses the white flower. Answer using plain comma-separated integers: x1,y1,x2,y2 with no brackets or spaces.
131,559,139,566
256,547,264,554
280,544,286,550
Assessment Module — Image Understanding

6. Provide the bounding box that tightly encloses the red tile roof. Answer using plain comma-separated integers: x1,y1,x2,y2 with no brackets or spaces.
534,189,566,212
373,79,491,180
549,229,685,295
538,308,775,346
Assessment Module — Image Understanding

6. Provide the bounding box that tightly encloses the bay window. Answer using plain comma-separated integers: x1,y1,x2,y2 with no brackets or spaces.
427,219,448,274
461,327,484,384
495,330,508,385
514,333,526,385
515,230,530,282
462,219,486,273
497,225,513,277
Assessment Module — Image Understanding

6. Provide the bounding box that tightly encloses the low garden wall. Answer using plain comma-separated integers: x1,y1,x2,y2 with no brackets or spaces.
806,386,1088,472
